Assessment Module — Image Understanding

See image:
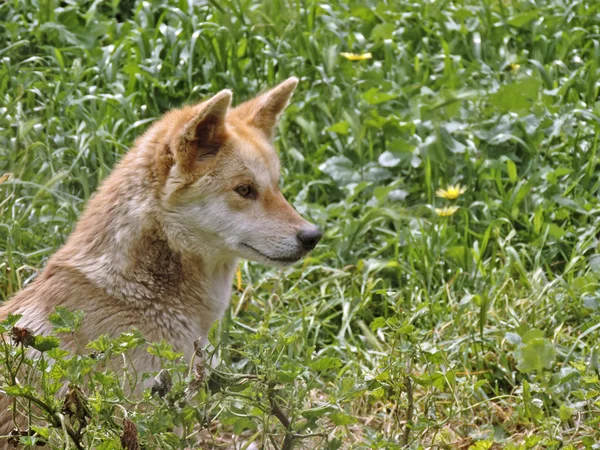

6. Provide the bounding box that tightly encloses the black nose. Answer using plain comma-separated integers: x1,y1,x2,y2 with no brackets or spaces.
297,227,322,251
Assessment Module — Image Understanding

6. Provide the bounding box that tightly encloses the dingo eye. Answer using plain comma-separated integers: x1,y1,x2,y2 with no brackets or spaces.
235,185,257,199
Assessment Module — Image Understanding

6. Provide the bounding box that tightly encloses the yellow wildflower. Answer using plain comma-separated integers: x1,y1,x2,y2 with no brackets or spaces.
435,206,459,217
236,266,242,291
436,184,466,200
340,52,372,61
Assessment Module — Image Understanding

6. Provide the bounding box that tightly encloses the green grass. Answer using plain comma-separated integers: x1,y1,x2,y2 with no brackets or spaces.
1,0,600,448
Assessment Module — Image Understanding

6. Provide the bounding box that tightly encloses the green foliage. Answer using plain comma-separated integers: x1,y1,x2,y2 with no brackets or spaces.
513,329,557,374
1,0,600,448
49,307,84,333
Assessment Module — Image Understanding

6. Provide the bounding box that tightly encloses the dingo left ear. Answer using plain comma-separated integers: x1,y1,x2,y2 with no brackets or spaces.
232,77,298,137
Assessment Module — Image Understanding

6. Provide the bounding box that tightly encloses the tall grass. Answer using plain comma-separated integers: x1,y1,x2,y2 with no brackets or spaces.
1,0,600,448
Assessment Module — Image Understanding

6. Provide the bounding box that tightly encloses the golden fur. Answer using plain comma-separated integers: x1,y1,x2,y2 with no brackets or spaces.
0,78,321,438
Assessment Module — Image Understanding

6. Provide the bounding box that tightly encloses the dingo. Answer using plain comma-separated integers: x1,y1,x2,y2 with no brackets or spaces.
0,77,321,432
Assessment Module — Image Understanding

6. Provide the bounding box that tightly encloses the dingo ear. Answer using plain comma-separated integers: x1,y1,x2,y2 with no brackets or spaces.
177,90,232,170
232,77,298,138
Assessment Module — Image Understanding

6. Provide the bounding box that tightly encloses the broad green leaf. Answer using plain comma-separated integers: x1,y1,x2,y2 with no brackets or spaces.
147,339,184,361
326,121,350,135
95,439,122,450
362,88,396,105
468,440,493,450
4,384,36,397
488,77,541,114
558,404,573,422
330,412,357,426
310,356,342,372
514,338,556,373
508,10,539,28
301,404,335,420
370,23,395,42
32,336,60,353
49,307,84,333
370,317,387,332
1,313,22,331
522,329,545,343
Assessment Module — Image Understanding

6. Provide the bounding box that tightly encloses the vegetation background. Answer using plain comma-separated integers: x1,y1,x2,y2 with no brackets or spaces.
1,0,600,448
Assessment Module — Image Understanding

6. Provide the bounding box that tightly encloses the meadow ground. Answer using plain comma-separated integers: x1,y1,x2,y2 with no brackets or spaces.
1,0,600,449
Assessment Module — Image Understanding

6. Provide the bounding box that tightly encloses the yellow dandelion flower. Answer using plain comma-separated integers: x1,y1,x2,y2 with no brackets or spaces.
436,184,466,200
435,206,459,217
340,52,372,61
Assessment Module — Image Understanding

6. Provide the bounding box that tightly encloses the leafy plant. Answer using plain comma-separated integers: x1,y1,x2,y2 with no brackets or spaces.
1,0,600,447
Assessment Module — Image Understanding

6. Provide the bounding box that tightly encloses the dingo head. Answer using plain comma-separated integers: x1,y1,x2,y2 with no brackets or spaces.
156,77,321,266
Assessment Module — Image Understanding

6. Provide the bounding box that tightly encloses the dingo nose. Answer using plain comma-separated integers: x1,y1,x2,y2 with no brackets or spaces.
297,227,322,251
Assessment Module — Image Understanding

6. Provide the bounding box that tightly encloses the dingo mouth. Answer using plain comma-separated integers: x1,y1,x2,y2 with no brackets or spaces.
240,243,303,264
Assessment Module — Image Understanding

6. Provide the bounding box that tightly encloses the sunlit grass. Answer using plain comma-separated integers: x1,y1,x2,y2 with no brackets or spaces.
1,0,600,448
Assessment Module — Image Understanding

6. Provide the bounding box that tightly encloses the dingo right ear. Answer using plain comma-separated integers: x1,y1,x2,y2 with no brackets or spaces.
177,90,232,170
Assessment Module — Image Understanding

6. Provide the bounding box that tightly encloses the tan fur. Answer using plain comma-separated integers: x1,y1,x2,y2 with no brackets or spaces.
0,77,321,438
